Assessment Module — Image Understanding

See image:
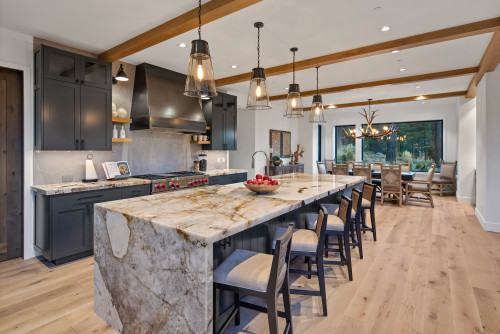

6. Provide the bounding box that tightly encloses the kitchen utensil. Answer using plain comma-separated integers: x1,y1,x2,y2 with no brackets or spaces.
83,154,98,182
243,182,280,194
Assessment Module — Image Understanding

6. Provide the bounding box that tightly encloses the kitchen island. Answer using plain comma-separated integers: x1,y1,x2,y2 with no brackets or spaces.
94,173,364,333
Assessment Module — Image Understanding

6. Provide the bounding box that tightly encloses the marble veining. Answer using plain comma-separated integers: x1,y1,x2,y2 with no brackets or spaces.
94,173,363,333
31,178,151,195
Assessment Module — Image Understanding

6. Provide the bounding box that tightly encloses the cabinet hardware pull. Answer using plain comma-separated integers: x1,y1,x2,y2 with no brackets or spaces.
80,139,84,150
75,139,79,149
76,194,104,201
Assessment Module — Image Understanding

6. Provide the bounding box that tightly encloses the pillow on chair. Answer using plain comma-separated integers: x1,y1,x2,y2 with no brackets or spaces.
440,164,455,180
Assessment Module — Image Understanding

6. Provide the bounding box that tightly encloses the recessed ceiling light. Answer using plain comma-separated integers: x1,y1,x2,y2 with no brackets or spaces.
177,43,187,48
415,85,421,89
400,68,407,72
391,50,400,54
380,26,391,32
230,65,237,69
285,87,289,90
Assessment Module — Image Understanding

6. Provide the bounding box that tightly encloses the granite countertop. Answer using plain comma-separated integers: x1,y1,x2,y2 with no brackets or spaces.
31,178,152,196
95,173,363,244
202,169,248,176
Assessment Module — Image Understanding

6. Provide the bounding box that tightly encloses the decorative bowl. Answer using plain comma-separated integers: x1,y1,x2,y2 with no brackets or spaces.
243,182,281,194
273,159,282,166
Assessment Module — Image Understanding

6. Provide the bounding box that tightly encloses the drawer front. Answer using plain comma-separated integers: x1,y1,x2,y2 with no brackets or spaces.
226,173,247,184
209,173,247,186
209,176,223,185
52,188,122,206
121,184,151,199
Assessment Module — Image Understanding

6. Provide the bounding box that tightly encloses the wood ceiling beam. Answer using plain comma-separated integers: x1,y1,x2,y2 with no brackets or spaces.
466,31,500,98
98,0,262,62
303,91,467,111
216,17,500,87
270,67,477,101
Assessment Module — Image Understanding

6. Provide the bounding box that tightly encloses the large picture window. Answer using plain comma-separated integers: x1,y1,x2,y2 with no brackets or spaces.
335,125,355,163
362,120,443,171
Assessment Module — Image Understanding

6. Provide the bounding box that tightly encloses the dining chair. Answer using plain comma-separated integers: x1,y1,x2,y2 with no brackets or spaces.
332,163,349,175
316,161,326,174
372,163,382,172
353,163,372,183
432,160,456,196
213,224,294,334
381,164,403,206
324,159,334,174
397,162,411,172
405,164,436,207
272,206,329,316
347,161,354,171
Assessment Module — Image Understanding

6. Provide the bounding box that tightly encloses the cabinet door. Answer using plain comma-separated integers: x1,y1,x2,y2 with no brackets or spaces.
224,110,237,150
80,85,111,150
42,79,80,150
211,108,225,150
43,46,79,84
81,57,111,89
51,201,90,259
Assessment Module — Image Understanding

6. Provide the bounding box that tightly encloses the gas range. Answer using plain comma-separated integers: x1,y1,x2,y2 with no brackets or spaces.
134,171,209,193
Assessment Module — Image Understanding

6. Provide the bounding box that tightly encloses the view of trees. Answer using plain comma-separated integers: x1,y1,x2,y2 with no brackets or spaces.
334,121,443,171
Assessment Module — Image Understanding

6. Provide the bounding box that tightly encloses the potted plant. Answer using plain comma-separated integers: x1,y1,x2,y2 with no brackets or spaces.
272,156,282,166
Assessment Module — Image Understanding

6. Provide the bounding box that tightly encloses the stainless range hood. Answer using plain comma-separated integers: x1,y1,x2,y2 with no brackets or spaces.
130,63,207,133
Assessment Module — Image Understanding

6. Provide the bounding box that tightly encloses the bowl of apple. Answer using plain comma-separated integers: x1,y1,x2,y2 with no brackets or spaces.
244,174,280,194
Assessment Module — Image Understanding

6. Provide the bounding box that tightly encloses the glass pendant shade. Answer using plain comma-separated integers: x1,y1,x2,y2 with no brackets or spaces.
247,67,271,109
284,83,304,118
184,39,217,98
309,95,325,123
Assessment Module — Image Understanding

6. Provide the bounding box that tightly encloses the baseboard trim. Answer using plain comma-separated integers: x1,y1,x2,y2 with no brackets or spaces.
457,195,474,204
475,208,500,233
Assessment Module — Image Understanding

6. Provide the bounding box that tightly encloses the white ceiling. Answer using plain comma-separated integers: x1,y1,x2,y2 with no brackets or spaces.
1,0,499,107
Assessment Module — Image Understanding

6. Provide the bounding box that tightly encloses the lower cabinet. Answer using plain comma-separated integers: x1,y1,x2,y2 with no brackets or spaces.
34,184,150,264
266,164,304,176
208,172,247,186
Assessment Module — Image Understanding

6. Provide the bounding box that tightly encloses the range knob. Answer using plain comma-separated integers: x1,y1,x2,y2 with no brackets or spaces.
155,185,160,189
176,184,180,188
162,184,166,188
189,182,194,186
204,179,209,183
170,183,175,188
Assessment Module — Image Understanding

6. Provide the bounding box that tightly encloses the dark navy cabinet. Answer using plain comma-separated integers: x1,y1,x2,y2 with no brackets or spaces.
208,172,247,186
202,92,237,151
34,45,112,151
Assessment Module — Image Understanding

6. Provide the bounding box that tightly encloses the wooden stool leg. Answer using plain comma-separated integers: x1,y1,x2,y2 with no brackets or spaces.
370,207,377,241
317,253,328,316
266,292,279,334
307,256,312,279
355,216,363,259
344,233,353,281
282,274,294,334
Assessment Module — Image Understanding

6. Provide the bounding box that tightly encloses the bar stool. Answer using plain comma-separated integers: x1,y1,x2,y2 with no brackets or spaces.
360,182,377,241
213,223,294,334
272,205,329,316
305,196,354,281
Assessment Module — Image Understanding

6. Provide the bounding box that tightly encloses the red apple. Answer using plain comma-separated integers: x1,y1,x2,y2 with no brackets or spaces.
263,176,270,181
247,180,252,184
272,180,278,185
258,179,264,185
256,174,263,180
263,180,271,185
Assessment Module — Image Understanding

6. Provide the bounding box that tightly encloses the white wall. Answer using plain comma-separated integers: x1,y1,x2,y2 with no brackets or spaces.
457,97,476,204
475,66,500,232
321,98,459,163
229,108,256,177
0,27,35,259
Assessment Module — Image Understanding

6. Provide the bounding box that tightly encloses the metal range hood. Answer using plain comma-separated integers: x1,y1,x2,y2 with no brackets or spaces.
130,63,207,133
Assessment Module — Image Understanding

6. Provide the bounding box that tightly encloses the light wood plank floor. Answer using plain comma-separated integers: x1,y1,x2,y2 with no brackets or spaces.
0,196,499,334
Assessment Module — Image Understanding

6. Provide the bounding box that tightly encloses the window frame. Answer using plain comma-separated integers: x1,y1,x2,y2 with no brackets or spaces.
334,124,356,164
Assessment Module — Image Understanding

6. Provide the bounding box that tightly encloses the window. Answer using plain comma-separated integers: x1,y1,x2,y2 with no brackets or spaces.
362,120,443,171
335,125,355,163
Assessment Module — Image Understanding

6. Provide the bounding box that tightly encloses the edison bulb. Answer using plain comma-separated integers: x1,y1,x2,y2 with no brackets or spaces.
315,106,320,115
197,64,204,81
256,84,261,97
291,98,297,108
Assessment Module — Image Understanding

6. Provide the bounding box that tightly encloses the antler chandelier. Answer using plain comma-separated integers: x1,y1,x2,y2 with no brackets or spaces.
344,99,398,139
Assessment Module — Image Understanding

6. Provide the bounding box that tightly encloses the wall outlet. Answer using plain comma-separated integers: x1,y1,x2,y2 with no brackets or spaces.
62,175,73,182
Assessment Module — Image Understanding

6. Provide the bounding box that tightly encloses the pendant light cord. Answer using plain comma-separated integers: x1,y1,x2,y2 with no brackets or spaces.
198,0,202,40
316,67,319,96
292,50,296,84
257,26,260,68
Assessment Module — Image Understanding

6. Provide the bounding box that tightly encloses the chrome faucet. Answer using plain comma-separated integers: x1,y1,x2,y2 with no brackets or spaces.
251,150,268,168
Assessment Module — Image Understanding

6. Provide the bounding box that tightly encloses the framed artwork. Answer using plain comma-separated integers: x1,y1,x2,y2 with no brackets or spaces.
269,130,292,158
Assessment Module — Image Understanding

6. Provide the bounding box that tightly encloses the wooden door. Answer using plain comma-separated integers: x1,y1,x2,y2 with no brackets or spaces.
0,67,23,261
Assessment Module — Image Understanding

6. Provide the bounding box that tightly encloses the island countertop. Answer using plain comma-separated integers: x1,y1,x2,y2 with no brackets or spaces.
94,173,363,244
31,178,151,196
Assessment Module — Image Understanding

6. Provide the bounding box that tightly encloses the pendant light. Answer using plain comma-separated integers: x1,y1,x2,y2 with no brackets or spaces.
284,47,304,118
112,64,128,84
246,22,271,110
184,0,217,99
309,67,325,123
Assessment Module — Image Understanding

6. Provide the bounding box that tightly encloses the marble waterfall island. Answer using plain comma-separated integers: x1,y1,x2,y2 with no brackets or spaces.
94,173,364,333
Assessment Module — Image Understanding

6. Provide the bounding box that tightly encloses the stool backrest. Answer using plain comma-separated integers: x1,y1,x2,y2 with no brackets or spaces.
337,196,353,231
332,163,349,175
315,206,329,254
351,188,362,218
362,182,377,205
268,223,293,295
353,163,372,183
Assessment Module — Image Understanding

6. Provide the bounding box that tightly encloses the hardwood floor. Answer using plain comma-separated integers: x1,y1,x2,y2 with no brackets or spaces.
0,196,499,333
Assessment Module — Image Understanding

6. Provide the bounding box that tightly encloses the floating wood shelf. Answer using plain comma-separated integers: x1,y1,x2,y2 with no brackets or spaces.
112,138,132,143
190,141,211,145
112,117,132,123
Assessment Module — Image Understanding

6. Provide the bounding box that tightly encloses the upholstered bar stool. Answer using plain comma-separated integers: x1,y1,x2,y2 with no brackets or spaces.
272,206,329,316
305,196,354,281
360,182,377,241
213,224,294,334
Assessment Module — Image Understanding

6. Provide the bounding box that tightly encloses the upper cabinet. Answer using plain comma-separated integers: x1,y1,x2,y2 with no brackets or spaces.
202,92,237,151
34,45,112,150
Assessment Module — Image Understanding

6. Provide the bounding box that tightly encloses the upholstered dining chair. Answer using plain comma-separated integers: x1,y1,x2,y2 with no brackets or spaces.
316,161,326,174
324,159,334,174
405,164,436,208
353,163,372,183
332,163,349,175
213,224,294,334
381,164,403,206
432,160,456,196
273,205,329,316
